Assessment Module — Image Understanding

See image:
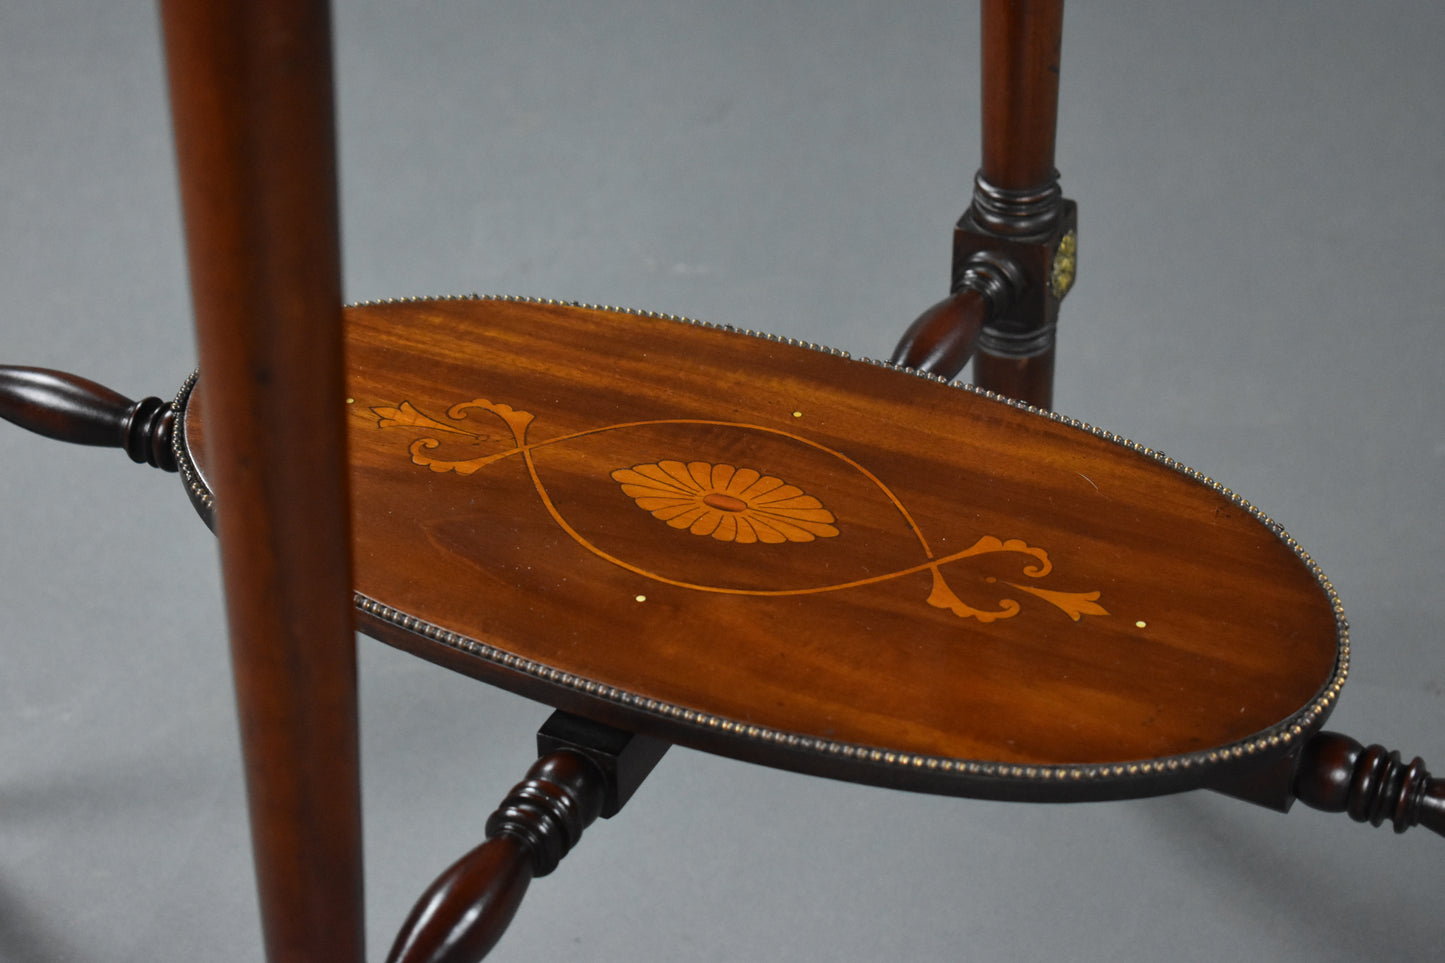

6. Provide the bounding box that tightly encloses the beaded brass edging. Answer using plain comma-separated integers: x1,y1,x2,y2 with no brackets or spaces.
173,296,1349,789
172,370,213,522
350,293,852,359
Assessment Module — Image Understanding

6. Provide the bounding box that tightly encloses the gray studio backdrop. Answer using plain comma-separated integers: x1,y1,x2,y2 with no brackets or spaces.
2,1,1441,961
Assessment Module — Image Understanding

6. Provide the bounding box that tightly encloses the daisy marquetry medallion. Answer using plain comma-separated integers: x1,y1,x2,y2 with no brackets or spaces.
370,395,1107,625
612,461,839,544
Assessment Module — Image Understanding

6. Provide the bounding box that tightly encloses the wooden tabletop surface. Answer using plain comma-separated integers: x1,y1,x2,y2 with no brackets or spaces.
178,297,1346,802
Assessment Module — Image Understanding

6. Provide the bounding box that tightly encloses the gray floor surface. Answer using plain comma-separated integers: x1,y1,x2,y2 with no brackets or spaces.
2,1,1442,960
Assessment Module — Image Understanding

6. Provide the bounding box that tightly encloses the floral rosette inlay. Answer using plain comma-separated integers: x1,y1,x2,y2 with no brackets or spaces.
372,395,1106,622
612,461,839,543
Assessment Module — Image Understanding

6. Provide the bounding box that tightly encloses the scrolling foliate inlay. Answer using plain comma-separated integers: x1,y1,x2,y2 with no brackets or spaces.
372,398,1107,624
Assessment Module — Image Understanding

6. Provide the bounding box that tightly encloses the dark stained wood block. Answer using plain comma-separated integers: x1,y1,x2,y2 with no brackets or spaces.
177,296,1346,803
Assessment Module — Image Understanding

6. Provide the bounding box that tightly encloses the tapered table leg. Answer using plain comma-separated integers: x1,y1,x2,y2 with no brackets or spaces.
157,2,364,960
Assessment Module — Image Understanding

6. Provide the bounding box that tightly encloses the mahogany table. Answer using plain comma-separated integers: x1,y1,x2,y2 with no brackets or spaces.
4,293,1434,959
1,1,1440,961
173,294,1347,806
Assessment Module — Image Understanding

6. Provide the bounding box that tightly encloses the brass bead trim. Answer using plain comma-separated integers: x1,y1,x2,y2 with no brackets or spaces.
349,293,851,358
172,371,212,515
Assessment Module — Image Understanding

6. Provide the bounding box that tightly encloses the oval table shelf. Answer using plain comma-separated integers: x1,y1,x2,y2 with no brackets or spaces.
175,296,1346,803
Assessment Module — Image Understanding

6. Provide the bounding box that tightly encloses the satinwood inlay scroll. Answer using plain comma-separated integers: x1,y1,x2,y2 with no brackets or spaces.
372,396,1107,625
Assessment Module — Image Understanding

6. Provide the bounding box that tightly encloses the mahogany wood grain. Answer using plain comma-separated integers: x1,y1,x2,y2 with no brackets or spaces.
889,288,993,378
388,834,535,963
387,752,605,963
952,0,1070,407
388,713,665,963
0,366,176,471
1295,732,1445,836
980,0,1064,192
179,297,1346,804
158,2,363,961
972,350,1056,410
